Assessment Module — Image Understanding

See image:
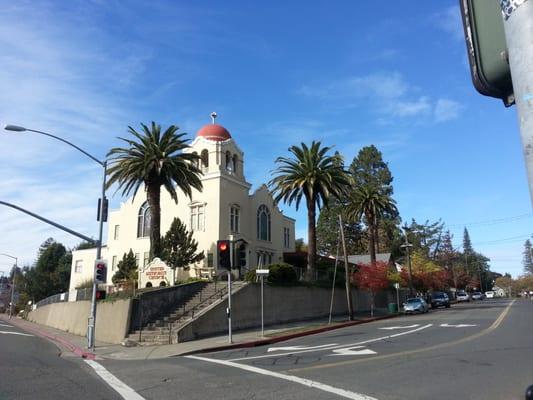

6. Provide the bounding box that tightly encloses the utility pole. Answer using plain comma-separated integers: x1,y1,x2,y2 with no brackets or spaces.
401,225,414,297
500,1,533,204
338,215,353,320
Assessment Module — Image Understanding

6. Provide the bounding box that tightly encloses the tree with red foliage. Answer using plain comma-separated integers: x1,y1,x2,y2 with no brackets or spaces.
353,261,391,316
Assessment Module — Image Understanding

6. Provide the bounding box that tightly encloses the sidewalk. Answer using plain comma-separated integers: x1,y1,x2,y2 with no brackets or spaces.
1,311,397,361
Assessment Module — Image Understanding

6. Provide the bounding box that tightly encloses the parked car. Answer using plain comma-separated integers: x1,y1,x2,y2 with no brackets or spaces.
456,291,470,302
485,291,495,299
430,292,451,309
471,291,484,300
403,298,429,314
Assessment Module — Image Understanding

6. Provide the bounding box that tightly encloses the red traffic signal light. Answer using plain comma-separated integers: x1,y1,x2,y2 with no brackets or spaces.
217,240,231,270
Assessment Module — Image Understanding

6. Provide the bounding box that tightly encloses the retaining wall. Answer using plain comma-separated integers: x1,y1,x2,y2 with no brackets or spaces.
178,284,409,342
27,299,132,344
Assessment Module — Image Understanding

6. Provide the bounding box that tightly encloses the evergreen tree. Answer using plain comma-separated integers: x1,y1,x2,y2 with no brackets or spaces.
316,199,366,256
463,228,474,256
523,239,533,274
112,250,138,283
161,217,204,284
347,145,399,257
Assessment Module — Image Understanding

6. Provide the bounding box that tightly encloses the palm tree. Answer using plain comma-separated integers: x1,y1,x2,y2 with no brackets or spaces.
344,184,397,265
106,122,202,260
269,141,348,279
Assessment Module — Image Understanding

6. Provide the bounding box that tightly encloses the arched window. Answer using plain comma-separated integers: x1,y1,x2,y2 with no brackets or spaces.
191,151,199,168
137,202,151,238
230,204,240,233
226,151,233,173
232,154,238,174
257,205,271,241
201,149,209,169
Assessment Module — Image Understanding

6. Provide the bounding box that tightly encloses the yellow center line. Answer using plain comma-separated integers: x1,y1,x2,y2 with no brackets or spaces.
287,300,516,374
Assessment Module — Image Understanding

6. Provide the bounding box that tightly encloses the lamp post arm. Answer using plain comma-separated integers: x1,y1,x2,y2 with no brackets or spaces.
0,200,97,244
26,129,104,167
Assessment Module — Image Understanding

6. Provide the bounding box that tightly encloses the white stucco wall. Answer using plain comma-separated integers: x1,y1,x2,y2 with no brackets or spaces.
69,126,295,291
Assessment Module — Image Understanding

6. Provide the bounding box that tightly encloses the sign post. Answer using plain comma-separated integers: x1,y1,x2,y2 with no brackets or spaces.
394,282,400,313
256,269,269,337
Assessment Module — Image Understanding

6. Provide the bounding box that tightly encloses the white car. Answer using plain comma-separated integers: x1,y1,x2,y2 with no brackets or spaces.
456,291,470,302
485,291,495,299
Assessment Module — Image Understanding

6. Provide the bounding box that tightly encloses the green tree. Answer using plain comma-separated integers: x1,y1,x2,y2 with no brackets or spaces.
112,250,138,284
407,219,444,258
349,145,399,253
523,239,533,274
344,185,398,265
269,141,348,279
161,217,204,284
316,199,366,256
462,228,474,259
106,122,203,260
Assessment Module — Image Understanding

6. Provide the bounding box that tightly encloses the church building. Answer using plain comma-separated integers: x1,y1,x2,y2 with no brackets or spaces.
69,115,296,290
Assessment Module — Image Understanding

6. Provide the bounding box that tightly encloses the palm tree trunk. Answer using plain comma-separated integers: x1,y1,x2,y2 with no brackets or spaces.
307,201,317,281
373,215,379,255
368,211,376,266
147,185,162,260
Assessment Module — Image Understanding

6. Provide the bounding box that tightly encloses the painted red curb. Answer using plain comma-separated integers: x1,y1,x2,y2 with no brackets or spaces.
181,313,398,356
0,316,96,360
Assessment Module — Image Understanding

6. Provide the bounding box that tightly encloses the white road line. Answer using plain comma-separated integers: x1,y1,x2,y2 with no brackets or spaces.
228,324,432,362
186,355,378,400
0,323,13,328
0,330,33,336
268,343,338,352
85,360,146,400
378,324,420,330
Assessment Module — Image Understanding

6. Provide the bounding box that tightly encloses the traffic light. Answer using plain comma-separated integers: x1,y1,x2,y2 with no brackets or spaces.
460,0,514,106
95,290,106,300
237,243,247,268
94,259,107,284
217,240,231,270
97,197,109,222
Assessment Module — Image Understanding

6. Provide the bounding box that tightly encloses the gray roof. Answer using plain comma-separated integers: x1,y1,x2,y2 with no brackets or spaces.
346,253,391,265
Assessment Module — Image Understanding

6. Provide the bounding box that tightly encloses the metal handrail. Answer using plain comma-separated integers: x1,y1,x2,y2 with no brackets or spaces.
167,285,229,343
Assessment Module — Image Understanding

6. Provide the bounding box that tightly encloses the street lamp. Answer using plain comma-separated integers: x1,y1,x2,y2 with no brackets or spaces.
400,225,415,297
0,253,18,318
4,124,107,350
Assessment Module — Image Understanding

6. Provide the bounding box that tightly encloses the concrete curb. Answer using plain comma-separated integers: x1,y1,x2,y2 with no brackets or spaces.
180,313,398,356
0,316,96,360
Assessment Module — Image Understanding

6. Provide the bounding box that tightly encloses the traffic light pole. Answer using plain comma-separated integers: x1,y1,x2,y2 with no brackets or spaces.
88,161,107,351
501,0,533,205
227,235,234,344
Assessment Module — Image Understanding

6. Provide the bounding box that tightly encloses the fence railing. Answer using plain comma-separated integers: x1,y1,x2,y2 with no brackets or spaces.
35,292,69,308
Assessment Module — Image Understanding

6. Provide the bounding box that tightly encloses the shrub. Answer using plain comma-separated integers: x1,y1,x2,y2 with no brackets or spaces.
267,263,298,285
244,269,257,282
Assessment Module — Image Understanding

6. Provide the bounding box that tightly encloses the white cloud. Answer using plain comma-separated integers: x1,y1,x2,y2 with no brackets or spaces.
434,98,462,122
0,3,143,267
299,73,459,124
392,97,431,117
433,5,464,41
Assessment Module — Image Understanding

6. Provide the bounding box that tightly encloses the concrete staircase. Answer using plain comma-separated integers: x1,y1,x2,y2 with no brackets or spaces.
127,281,245,345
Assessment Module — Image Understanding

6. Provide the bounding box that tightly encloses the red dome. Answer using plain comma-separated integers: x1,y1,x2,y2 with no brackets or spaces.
196,124,231,141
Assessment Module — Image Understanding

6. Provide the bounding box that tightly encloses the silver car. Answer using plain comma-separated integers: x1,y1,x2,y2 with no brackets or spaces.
403,298,429,314
456,291,470,302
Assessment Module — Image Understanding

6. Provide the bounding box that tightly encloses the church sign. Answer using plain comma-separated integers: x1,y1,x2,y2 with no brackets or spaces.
139,258,173,288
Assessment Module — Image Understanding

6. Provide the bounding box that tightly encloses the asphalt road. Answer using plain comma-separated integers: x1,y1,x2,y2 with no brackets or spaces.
0,318,121,400
100,299,533,400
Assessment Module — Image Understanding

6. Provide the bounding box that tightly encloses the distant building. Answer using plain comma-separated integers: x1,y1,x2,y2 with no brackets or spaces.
69,116,295,291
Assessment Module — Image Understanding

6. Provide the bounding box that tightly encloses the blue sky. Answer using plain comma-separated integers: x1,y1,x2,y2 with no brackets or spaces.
0,1,531,278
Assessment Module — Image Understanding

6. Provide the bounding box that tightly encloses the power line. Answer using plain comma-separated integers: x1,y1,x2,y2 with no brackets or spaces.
446,213,532,229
